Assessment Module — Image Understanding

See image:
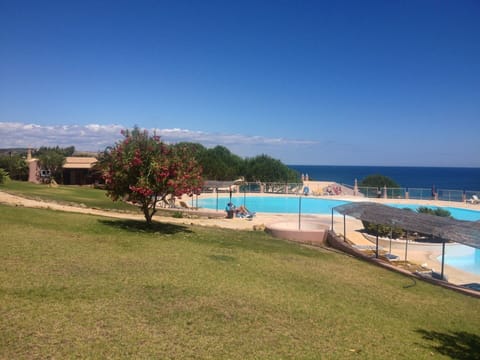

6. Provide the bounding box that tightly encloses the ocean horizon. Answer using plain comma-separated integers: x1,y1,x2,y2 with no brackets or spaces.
288,165,480,191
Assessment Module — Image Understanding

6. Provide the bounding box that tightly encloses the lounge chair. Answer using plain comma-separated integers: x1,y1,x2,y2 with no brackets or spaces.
159,197,176,208
235,205,256,219
179,201,194,210
467,195,479,204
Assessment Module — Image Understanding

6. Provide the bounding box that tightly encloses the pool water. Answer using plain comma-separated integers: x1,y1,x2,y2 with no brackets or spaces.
198,195,480,221
440,245,480,276
198,196,349,215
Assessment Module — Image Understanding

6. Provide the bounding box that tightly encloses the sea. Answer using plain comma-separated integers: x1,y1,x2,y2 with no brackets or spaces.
288,165,480,191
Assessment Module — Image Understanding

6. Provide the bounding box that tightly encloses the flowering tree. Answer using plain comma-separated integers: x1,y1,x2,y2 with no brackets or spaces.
101,127,203,225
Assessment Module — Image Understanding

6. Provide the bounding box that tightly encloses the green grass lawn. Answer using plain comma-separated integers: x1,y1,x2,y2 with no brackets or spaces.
1,204,479,359
1,180,139,212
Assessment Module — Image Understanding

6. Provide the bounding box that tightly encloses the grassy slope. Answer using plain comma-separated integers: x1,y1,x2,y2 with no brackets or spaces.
1,180,139,212
0,205,478,359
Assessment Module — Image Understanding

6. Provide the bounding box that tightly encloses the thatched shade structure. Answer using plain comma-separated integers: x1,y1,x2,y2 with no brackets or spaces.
333,202,480,280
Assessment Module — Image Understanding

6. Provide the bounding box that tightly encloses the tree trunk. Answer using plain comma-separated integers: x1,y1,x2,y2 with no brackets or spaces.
142,205,153,226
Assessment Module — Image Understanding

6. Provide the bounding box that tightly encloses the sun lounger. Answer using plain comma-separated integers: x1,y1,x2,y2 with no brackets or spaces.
467,195,479,204
383,253,399,261
234,205,256,219
179,201,194,210
236,211,256,219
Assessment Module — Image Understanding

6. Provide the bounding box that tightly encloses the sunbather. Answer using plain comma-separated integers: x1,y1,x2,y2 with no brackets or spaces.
235,205,255,218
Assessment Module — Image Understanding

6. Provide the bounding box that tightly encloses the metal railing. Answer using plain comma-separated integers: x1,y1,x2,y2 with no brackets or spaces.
357,186,478,203
202,182,479,204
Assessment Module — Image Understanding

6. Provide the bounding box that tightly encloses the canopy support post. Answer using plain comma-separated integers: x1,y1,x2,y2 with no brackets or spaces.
298,196,302,230
404,231,409,262
343,214,346,242
441,239,446,280
376,224,379,258
331,208,334,231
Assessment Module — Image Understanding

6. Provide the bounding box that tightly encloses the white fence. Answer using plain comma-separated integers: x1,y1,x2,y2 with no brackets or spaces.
202,182,479,203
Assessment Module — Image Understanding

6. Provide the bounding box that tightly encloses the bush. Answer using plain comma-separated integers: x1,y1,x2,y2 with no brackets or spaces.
417,207,452,218
172,211,184,218
362,221,404,239
0,168,10,184
101,127,203,225
0,155,28,181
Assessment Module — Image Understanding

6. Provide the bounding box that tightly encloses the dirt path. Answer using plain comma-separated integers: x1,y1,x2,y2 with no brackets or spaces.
0,190,303,231
0,190,144,219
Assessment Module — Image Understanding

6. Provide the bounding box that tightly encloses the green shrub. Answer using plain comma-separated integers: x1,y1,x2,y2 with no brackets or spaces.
417,206,452,218
0,154,28,180
172,211,184,218
362,221,404,239
0,168,10,184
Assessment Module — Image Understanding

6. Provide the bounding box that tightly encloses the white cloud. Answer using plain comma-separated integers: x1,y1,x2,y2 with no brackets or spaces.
0,122,318,156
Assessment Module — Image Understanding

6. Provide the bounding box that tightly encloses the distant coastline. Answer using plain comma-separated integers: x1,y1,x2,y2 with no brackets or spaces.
288,165,480,191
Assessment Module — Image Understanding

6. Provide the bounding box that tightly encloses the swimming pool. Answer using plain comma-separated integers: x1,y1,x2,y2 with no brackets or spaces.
198,196,349,215
198,196,480,221
440,245,480,276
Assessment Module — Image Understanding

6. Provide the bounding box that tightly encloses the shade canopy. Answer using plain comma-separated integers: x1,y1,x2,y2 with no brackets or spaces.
334,202,480,249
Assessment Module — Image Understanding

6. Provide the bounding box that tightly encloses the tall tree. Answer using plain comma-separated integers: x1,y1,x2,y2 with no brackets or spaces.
0,154,28,181
200,146,243,180
37,150,66,183
34,146,75,183
244,154,299,182
35,146,75,157
101,127,203,225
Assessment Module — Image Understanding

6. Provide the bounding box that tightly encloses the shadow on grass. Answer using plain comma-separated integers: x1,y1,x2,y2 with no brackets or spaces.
416,329,480,360
98,219,192,235
208,254,236,262
99,219,325,259
184,229,325,259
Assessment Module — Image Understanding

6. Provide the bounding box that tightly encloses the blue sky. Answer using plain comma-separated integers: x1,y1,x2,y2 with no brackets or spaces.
1,0,479,166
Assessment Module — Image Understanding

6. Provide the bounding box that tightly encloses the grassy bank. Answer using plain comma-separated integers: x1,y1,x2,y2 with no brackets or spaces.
1,204,478,359
1,180,139,212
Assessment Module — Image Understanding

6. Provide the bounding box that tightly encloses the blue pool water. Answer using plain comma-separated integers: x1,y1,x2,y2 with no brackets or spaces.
198,196,480,221
198,196,349,215
440,245,480,276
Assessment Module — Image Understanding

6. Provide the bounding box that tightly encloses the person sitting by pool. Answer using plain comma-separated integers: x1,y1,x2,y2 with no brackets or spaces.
235,205,256,218
225,202,236,219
